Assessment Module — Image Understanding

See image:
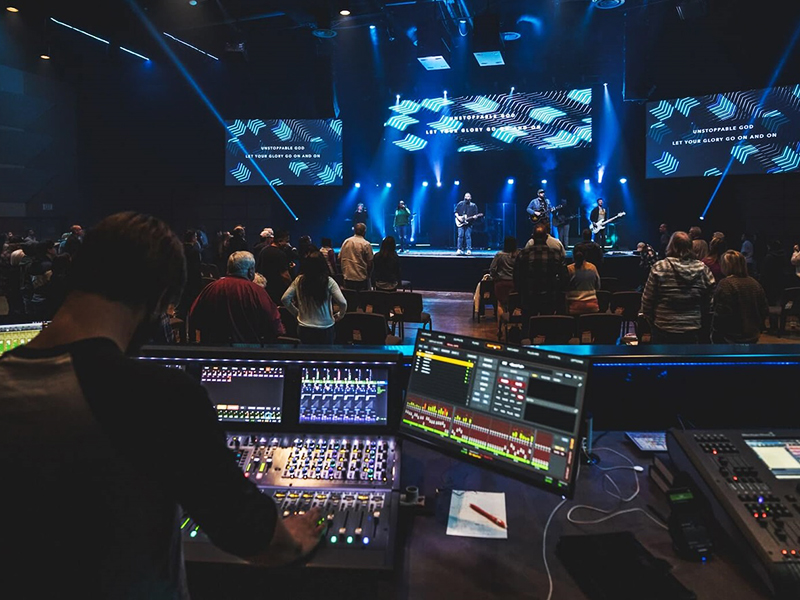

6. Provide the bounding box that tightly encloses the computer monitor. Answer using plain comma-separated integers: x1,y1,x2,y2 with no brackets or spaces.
0,322,46,356
200,363,285,424
400,330,590,497
299,364,389,425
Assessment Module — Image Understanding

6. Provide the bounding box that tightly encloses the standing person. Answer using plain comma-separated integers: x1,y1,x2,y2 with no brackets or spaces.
639,231,715,344
689,226,709,260
658,223,671,258
229,225,249,253
758,239,786,305
574,228,604,275
513,223,568,320
319,237,337,274
702,235,727,286
711,250,769,343
62,224,84,257
565,246,601,315
353,202,369,235
0,212,323,599
454,192,480,255
339,222,373,291
792,243,800,282
589,198,608,248
372,236,402,291
741,233,756,275
282,251,347,345
552,202,573,248
177,230,203,320
393,200,412,253
526,189,552,232
635,241,658,291
255,229,293,304
253,227,274,257
490,236,519,282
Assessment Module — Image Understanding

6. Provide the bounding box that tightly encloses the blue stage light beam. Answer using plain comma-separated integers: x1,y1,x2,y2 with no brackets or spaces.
454,180,460,186
541,179,547,185
597,164,605,184
123,0,298,220
50,17,109,44
163,32,219,60
355,182,361,188
619,178,627,184
700,20,800,220
507,178,515,185
422,181,428,187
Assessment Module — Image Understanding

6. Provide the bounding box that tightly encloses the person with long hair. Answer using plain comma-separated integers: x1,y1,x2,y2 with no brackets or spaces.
372,236,401,291
701,234,727,286
565,246,601,315
711,250,769,343
281,250,347,344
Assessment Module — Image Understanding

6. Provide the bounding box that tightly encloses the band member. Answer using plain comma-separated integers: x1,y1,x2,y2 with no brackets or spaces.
454,192,480,255
552,202,572,248
526,189,552,232
353,202,369,234
393,200,412,253
589,197,607,248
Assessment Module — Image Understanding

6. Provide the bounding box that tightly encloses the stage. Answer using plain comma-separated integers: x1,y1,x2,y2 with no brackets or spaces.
348,247,643,292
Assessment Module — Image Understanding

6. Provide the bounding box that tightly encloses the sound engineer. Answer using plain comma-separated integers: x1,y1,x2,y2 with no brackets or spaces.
0,212,324,599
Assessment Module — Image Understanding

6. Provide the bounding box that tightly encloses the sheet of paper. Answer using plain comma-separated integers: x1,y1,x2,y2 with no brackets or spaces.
446,491,508,539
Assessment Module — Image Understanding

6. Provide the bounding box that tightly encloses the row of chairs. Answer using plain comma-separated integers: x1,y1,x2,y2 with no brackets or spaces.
500,290,645,345
280,309,402,346
339,289,432,340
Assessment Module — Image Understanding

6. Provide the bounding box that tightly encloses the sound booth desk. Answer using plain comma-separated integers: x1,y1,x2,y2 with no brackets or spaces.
138,338,799,600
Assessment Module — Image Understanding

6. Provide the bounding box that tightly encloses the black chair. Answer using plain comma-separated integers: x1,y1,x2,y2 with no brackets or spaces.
769,287,800,336
525,315,577,345
387,291,432,340
610,291,643,337
600,276,620,293
334,313,401,345
341,288,361,313
400,279,413,292
278,306,299,338
359,290,394,319
596,289,612,314
473,278,497,321
499,291,525,343
200,263,219,279
576,313,623,344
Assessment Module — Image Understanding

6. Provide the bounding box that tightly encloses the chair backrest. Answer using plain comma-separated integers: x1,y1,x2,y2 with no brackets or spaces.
576,313,623,344
527,315,576,345
278,306,298,338
335,312,390,345
359,290,394,317
390,291,426,321
494,280,515,306
779,287,800,315
600,276,620,293
610,291,643,319
596,289,612,313
479,278,496,300
200,263,219,279
341,288,361,313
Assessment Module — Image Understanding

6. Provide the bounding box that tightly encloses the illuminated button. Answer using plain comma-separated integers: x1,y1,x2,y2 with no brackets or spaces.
330,535,338,544
363,536,370,545
346,535,354,544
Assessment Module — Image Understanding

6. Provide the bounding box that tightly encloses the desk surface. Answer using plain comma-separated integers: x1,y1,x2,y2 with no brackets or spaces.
188,432,771,600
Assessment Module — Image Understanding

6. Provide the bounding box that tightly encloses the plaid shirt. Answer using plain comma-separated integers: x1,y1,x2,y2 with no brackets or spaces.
513,242,567,304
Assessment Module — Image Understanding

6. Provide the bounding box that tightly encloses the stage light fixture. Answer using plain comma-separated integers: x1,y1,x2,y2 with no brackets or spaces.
6,6,19,12
422,181,428,187
454,180,460,186
592,0,626,8
40,54,51,60
620,178,627,184
340,9,351,16
369,24,376,29
472,12,504,67
188,0,197,5
510,86,515,95
386,182,392,188
436,181,442,187
396,94,400,104
507,178,514,185
541,179,547,184
443,90,448,97
355,182,361,188
699,215,705,221
584,179,590,184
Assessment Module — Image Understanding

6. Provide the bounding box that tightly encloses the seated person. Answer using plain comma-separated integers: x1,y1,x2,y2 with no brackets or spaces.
566,247,601,315
189,251,284,344
372,236,401,291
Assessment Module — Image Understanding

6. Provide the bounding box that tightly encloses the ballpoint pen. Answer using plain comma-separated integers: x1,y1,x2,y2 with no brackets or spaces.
469,503,506,529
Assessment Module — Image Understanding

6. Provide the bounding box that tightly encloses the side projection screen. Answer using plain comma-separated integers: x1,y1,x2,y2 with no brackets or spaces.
646,84,800,178
225,118,343,186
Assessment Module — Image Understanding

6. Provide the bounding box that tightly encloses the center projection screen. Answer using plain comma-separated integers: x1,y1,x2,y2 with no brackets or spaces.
646,83,800,178
225,118,343,186
382,89,592,156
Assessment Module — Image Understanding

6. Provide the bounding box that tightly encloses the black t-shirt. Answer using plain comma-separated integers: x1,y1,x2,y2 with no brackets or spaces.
0,338,277,599
256,245,291,303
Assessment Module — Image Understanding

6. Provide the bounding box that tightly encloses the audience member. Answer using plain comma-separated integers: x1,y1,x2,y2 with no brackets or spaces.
490,237,518,281
792,243,800,282
574,228,604,274
701,235,727,286
20,240,57,319
256,229,293,304
565,246,601,315
319,237,337,274
759,239,788,305
372,236,402,291
253,228,274,257
228,225,249,254
0,212,322,599
639,231,715,344
215,230,232,274
282,251,347,344
711,250,769,343
689,226,709,260
189,251,284,344
635,241,658,291
62,224,84,257
740,232,756,275
514,224,568,319
339,223,373,291
176,229,203,320
658,223,671,258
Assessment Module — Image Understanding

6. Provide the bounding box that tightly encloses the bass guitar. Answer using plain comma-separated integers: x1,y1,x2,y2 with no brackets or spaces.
590,211,626,234
529,204,564,224
455,213,484,228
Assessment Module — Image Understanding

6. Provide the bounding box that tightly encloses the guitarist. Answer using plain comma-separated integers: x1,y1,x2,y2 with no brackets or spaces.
589,197,608,248
454,192,480,255
526,189,553,232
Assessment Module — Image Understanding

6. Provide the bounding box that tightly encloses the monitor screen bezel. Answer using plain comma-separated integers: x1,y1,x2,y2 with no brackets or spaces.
398,329,590,498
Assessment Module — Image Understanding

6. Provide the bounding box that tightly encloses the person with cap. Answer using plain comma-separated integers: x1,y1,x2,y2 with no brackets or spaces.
254,227,274,256
526,189,553,232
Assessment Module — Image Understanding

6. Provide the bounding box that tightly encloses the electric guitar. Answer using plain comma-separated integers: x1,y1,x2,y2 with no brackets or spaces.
529,204,564,224
590,211,626,234
455,212,484,228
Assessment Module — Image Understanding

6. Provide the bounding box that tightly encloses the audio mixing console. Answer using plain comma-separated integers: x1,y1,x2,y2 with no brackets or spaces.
181,433,400,569
668,429,800,598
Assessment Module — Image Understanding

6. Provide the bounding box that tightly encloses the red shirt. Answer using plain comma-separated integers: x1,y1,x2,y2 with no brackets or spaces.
189,276,284,344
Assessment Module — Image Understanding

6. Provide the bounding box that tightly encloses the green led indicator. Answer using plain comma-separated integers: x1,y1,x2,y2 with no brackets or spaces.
346,536,354,545
330,535,338,544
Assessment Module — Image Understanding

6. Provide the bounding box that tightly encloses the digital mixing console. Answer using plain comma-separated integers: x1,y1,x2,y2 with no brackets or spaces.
668,429,800,598
181,433,400,569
